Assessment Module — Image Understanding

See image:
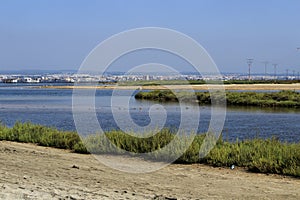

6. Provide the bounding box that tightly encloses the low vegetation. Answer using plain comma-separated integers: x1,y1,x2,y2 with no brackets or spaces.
0,122,300,177
222,79,300,84
117,79,300,86
0,122,82,151
135,90,300,108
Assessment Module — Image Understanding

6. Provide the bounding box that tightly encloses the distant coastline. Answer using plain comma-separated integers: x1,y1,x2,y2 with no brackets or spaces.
38,83,300,91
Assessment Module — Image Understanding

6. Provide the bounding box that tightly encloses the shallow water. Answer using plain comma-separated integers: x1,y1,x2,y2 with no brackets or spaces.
0,84,299,142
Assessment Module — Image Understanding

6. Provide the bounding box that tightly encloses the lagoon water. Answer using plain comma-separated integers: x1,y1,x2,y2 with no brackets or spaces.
0,83,300,142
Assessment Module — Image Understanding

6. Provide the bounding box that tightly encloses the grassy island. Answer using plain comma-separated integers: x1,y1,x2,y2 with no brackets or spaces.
135,90,300,108
0,122,300,177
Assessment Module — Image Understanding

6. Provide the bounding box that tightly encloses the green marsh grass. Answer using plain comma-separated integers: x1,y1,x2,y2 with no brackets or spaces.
135,90,300,108
0,122,299,177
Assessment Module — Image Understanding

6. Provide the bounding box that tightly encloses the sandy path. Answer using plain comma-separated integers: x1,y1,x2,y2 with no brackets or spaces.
0,141,299,200
40,83,300,91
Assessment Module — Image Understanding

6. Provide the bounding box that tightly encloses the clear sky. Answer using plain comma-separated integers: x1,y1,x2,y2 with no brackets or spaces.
1,0,300,73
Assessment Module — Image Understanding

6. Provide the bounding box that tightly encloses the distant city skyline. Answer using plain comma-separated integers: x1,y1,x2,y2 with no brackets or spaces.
0,0,300,74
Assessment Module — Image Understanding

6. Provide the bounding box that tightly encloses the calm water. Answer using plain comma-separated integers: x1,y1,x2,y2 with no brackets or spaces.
0,83,300,142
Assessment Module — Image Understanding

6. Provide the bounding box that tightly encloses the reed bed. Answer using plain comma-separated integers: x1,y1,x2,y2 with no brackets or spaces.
135,90,300,108
0,122,299,177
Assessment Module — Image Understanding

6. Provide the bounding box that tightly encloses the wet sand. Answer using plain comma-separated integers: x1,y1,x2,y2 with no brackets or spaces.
40,83,300,91
0,141,299,199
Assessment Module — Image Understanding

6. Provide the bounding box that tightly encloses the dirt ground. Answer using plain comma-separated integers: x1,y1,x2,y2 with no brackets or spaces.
0,141,299,200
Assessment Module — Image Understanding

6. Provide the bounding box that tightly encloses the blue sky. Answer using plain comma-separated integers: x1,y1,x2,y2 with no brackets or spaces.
0,0,300,73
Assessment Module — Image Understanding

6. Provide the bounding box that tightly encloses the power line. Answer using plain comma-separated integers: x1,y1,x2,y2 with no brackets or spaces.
262,61,268,79
247,58,254,81
272,64,278,80
293,70,295,78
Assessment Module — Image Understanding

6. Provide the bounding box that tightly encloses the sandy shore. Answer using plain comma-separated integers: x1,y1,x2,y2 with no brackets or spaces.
0,141,299,199
40,83,300,91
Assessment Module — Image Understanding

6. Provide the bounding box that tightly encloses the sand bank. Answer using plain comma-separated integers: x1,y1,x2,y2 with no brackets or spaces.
0,141,299,199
